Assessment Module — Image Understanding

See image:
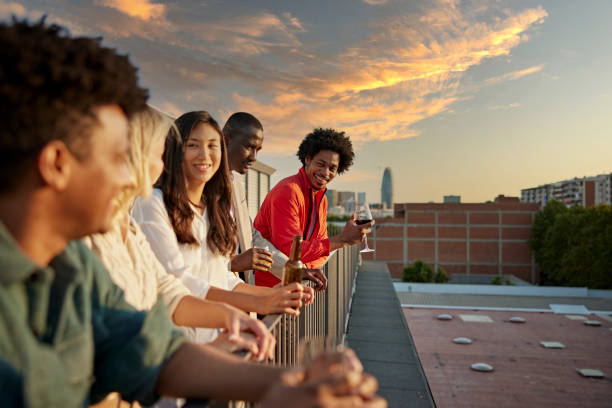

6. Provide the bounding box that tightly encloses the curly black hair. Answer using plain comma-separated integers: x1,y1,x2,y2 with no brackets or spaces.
0,17,148,191
296,128,354,174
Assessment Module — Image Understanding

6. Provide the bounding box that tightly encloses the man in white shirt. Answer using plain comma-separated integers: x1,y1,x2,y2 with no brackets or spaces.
223,112,326,290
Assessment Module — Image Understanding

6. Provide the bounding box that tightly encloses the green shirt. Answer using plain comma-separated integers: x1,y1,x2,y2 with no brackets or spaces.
0,223,187,407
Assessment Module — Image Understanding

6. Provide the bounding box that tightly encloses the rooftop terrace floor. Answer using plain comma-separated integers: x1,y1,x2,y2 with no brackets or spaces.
403,307,612,407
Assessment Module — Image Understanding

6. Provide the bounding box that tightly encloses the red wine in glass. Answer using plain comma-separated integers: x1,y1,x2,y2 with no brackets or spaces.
355,204,375,253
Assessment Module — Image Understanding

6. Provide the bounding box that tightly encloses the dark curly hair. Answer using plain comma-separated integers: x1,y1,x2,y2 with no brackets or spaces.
296,128,354,174
0,17,148,191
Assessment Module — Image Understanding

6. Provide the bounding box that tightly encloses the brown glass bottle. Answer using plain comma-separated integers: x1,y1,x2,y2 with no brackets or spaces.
282,236,303,285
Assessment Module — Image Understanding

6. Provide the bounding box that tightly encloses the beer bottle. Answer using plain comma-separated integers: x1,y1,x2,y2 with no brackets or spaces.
282,236,303,285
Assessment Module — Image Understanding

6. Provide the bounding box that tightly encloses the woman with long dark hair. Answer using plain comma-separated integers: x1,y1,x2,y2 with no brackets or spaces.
133,111,312,343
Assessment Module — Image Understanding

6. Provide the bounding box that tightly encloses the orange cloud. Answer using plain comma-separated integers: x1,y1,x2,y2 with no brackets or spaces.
105,1,549,156
220,3,548,152
362,0,389,5
97,0,165,20
321,7,547,97
230,89,456,154
485,64,544,84
283,12,305,32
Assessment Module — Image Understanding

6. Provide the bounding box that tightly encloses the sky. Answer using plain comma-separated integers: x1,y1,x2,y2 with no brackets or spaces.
2,0,611,203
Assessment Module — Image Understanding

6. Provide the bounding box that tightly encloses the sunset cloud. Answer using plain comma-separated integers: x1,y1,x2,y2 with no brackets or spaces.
218,2,548,151
282,12,305,32
0,0,25,17
485,64,544,85
97,0,165,20
489,103,521,110
200,12,303,56
362,0,389,5
14,0,549,156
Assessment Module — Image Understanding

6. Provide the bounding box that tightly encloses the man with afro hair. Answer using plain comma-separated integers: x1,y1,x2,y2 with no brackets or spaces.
253,128,374,287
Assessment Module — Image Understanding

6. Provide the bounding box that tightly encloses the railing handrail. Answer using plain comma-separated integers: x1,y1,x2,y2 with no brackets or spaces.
242,244,359,361
204,245,360,407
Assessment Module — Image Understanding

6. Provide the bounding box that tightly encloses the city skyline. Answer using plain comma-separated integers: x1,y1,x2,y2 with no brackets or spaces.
3,1,611,203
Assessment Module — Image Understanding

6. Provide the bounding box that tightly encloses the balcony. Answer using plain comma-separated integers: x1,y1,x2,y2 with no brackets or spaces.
187,245,435,407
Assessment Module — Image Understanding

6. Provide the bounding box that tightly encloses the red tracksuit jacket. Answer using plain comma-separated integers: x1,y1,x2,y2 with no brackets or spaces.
253,167,330,287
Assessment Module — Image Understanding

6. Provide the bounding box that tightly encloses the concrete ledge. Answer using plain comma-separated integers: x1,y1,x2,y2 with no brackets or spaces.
394,282,612,298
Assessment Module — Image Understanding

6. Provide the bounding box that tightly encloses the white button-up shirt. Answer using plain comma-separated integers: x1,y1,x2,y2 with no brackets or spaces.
132,188,243,343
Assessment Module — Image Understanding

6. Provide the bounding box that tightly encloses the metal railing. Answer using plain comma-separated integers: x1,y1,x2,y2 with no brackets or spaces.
197,244,360,408
262,243,360,367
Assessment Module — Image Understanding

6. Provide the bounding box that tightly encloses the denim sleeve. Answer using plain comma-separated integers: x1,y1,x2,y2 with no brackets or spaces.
79,242,187,405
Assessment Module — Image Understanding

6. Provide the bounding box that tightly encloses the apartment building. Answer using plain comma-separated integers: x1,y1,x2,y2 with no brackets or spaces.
521,173,612,207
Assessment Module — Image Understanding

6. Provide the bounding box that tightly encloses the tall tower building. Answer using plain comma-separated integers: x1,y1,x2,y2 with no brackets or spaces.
381,167,393,209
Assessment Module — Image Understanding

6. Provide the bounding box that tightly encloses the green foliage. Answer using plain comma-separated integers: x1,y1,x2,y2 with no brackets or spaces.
402,260,434,282
327,215,351,222
327,223,341,237
434,266,449,283
491,276,515,285
529,201,612,289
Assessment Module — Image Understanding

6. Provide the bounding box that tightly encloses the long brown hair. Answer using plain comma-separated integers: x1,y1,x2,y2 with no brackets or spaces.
155,111,237,257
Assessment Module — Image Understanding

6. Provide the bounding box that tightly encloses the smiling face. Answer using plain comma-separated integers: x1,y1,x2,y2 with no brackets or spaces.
304,149,340,191
227,126,263,174
182,122,222,190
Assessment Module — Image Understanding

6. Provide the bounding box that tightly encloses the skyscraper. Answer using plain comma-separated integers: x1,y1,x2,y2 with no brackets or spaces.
381,167,393,209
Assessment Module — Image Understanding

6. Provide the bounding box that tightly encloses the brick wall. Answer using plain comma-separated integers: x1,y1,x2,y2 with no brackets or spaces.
362,202,540,283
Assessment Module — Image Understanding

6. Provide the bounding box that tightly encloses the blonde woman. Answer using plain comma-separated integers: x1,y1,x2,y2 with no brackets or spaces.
85,105,274,358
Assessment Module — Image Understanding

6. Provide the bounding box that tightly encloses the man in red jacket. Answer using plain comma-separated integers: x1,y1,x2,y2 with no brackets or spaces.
254,128,374,287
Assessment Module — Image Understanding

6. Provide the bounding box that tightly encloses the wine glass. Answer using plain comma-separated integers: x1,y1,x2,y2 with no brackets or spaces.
355,203,375,253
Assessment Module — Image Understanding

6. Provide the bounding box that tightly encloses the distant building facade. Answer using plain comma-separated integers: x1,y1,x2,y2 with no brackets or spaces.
521,173,612,208
234,160,275,220
443,195,461,203
325,189,339,207
337,191,355,206
358,192,366,206
594,173,612,205
381,167,393,209
325,190,357,214
363,201,540,283
494,195,520,203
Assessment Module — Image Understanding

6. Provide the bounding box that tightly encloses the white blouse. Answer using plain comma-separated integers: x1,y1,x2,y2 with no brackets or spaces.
84,217,190,315
132,188,243,343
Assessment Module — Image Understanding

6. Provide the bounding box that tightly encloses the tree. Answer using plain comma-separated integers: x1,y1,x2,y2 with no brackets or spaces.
530,201,612,289
402,260,434,282
434,266,449,283
529,200,568,284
